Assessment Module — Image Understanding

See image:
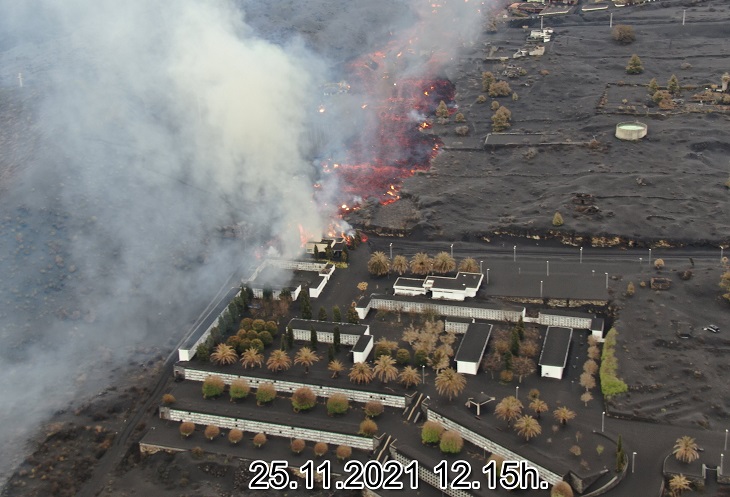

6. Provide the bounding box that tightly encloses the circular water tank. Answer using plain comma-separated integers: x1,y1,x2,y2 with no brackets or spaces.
615,122,647,141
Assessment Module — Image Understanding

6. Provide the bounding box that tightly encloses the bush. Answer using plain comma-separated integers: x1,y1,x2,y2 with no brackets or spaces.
253,433,267,448
359,419,378,436
488,81,512,97
250,338,265,352
476,95,487,104
626,282,635,296
291,438,306,454
292,387,317,412
180,422,195,438
414,350,428,367
258,331,273,346
314,442,328,457
612,25,635,44
162,394,176,405
491,106,512,131
364,400,384,418
229,378,251,401
202,375,225,399
265,321,278,334
552,212,564,227
228,428,243,444
336,445,352,461
439,431,464,454
327,394,350,415
395,348,411,365
455,126,470,136
499,370,514,383
654,258,665,269
626,54,644,75
191,446,204,458
252,319,266,331
204,425,220,440
551,481,574,497
421,421,445,444
240,317,253,330
454,112,465,122
256,383,277,405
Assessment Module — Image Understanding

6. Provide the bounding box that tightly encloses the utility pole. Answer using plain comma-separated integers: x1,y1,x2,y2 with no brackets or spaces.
610,12,613,28
17,72,23,88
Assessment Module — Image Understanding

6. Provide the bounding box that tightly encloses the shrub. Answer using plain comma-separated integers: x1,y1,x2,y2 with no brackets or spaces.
191,446,204,458
491,106,512,131
204,425,220,441
482,71,495,92
253,433,267,448
491,100,500,111
202,375,225,399
439,431,464,454
162,394,176,405
551,481,574,497
364,400,384,418
455,126,469,136
626,282,635,296
421,421,445,444
336,445,352,461
528,388,541,400
250,338,264,352
359,419,378,436
252,319,266,331
552,212,564,227
395,348,411,365
570,445,582,456
454,112,465,122
327,393,350,416
258,331,273,346
256,382,276,405
612,25,635,44
179,422,195,438
414,350,428,366
228,429,243,444
476,95,487,103
240,317,253,330
291,439,306,454
229,378,250,401
654,258,664,269
292,387,317,412
314,442,328,457
512,92,519,101
626,54,644,75
265,321,278,334
488,81,512,97
499,370,514,383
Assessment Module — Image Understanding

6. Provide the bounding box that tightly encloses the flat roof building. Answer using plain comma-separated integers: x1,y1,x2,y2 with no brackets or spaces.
538,327,573,379
455,323,493,375
393,272,483,301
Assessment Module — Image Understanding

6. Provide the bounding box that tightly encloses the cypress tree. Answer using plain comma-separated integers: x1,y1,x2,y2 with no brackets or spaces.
313,245,320,260
616,435,625,472
245,285,254,302
299,291,312,319
347,305,360,324
318,306,328,321
328,344,335,362
286,326,294,350
280,335,286,351
510,330,520,356
332,305,342,322
503,351,513,371
310,326,318,350
516,316,525,341
333,326,341,353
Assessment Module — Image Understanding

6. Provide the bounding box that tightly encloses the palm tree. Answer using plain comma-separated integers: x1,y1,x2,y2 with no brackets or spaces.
514,415,542,441
392,255,409,275
432,251,456,274
373,355,399,384
494,396,523,426
328,359,345,378
294,347,319,374
349,362,374,384
434,368,466,401
410,252,433,275
458,257,479,273
210,343,238,365
399,366,421,388
553,406,576,426
529,399,548,419
367,251,390,276
240,347,263,369
673,436,700,464
668,474,691,497
266,350,291,373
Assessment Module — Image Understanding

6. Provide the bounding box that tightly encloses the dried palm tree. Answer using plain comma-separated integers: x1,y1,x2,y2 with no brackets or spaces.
673,436,699,464
434,368,466,401
328,359,345,379
514,415,542,441
391,255,409,275
410,252,433,275
458,257,479,273
399,366,421,388
668,474,691,497
266,350,292,373
553,406,576,426
529,399,548,419
240,347,263,369
432,252,456,274
348,362,374,385
210,343,238,365
373,355,398,384
294,347,320,374
367,252,390,276
494,396,523,426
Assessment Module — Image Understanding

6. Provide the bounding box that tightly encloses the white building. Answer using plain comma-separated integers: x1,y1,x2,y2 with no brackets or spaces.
455,323,493,375
393,272,483,301
287,318,370,346
538,327,573,379
356,294,525,323
352,335,373,363
538,310,605,342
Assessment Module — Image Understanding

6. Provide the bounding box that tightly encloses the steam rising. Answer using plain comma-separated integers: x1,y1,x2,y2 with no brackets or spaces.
0,0,486,485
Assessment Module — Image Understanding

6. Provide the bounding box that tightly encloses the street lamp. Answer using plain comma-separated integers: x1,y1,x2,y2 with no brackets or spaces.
722,247,725,262
389,242,393,260
546,261,549,276
601,411,605,433
639,257,642,267
580,247,583,264
540,280,543,298
515,386,519,399
632,452,637,474
422,365,425,385
487,268,490,285
725,429,728,451
605,272,609,289
450,243,454,258
480,260,483,273
513,245,516,262
649,248,652,264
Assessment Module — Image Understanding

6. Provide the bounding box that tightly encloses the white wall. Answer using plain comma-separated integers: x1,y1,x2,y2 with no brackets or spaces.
540,364,564,379
456,360,478,375
353,337,373,363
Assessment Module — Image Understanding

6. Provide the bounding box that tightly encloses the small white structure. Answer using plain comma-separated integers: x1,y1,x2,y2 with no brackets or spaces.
393,278,428,297
538,327,573,379
352,335,373,363
615,122,647,141
455,323,493,375
590,317,605,343
287,318,369,346
538,310,593,329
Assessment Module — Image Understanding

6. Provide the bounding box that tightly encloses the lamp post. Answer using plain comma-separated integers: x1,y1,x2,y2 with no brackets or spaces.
605,272,609,289
722,247,725,262
389,242,392,260
632,452,637,474
515,386,519,400
601,411,605,433
609,12,613,28
450,244,454,258
422,365,425,385
480,260,483,273
546,261,549,276
487,268,490,285
725,429,728,451
649,248,652,265
721,453,724,473
580,247,583,264
639,257,642,267
540,280,543,298
513,245,516,262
